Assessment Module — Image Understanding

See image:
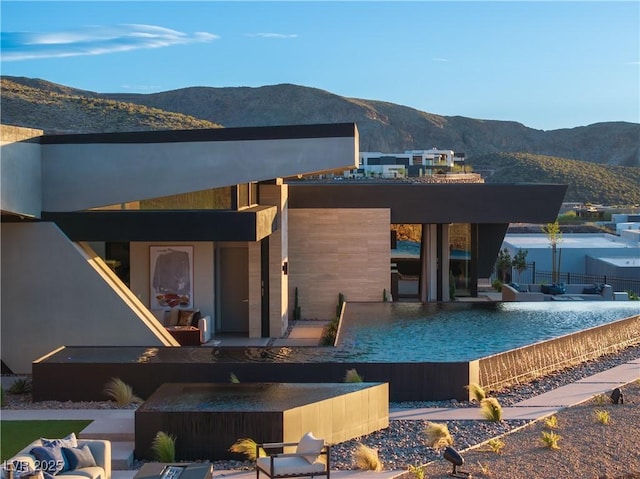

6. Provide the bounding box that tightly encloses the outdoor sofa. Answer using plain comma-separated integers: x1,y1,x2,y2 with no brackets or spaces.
3,438,111,479
502,282,613,302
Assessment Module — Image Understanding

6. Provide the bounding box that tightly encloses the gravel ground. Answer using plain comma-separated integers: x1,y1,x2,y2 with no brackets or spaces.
3,344,639,475
421,381,640,479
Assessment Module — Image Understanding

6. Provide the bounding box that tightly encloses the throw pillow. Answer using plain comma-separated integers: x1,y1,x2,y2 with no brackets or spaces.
541,285,551,294
14,467,44,479
508,282,520,291
61,446,96,470
189,310,202,327
583,286,598,295
167,307,180,327
177,310,195,327
549,283,566,295
295,432,324,464
41,433,78,449
29,446,65,475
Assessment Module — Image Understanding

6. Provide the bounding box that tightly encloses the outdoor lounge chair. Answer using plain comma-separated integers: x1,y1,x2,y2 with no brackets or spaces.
256,432,330,479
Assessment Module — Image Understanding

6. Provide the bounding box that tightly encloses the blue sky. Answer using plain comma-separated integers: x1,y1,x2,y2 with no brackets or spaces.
1,1,638,131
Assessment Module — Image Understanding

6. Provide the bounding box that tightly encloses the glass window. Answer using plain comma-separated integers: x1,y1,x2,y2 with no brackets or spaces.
132,186,233,210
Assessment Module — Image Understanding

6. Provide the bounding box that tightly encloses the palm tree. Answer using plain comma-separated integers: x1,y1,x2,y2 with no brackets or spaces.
542,221,562,283
512,249,528,282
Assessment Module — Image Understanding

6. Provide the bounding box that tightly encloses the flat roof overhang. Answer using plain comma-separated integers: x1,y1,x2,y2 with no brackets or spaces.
39,123,359,213
288,182,568,224
41,206,278,242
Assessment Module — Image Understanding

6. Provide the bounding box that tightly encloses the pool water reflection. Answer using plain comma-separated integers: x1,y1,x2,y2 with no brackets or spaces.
335,302,640,362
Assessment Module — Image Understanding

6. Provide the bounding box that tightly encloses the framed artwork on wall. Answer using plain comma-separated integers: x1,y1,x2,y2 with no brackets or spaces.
150,245,193,309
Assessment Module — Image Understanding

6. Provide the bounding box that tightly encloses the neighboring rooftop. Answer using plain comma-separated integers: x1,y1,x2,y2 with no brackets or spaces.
504,233,638,249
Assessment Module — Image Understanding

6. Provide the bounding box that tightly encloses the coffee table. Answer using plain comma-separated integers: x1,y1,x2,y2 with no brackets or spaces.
134,463,213,479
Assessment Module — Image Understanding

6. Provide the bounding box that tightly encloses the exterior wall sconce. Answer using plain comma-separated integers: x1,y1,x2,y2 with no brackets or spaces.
282,262,288,275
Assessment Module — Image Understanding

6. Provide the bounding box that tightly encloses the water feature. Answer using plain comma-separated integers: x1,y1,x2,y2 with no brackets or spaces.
334,301,640,362
35,301,639,402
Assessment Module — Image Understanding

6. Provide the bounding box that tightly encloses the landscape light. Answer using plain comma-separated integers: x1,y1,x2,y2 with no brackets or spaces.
443,446,469,477
611,387,624,404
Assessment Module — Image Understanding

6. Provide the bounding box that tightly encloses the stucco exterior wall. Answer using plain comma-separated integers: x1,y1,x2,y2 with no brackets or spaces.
288,208,390,320
1,223,174,374
129,242,215,319
0,125,43,218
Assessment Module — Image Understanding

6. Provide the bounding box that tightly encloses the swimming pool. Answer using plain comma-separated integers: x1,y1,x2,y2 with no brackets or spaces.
335,302,640,362
34,301,640,402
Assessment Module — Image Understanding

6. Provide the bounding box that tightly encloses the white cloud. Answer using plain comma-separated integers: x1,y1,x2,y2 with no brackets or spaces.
1,24,219,62
431,58,449,62
246,33,298,39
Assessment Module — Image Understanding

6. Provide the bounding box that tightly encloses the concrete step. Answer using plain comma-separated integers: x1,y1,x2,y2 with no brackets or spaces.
112,471,137,479
79,415,135,442
111,441,135,470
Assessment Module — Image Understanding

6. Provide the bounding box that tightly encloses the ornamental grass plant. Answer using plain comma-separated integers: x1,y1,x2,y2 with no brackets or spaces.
103,377,142,405
480,397,503,422
353,443,383,471
425,422,453,450
151,431,176,462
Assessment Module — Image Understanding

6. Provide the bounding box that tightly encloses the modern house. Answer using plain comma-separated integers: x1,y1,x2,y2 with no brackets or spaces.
346,149,465,179
501,232,640,291
1,123,566,374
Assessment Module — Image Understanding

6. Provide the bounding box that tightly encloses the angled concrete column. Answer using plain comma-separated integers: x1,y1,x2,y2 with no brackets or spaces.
259,182,289,337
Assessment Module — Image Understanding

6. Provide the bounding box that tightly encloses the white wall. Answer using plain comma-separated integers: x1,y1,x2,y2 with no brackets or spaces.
503,234,640,276
0,125,42,218
1,223,175,374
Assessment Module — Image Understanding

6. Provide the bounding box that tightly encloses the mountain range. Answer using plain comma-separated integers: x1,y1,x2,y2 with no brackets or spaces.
1,76,639,204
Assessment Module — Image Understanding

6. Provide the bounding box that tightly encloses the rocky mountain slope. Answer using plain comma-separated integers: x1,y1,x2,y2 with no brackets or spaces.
3,76,638,167
470,152,640,205
1,77,221,134
1,76,638,204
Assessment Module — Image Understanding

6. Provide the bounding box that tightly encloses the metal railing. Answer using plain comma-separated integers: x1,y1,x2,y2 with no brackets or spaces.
497,262,639,295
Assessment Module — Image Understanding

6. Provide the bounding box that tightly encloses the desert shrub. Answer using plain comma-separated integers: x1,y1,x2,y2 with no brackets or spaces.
151,431,176,462
594,409,610,425
477,461,491,476
491,279,503,292
592,393,608,406
230,373,240,383
103,377,142,405
484,438,505,454
8,377,32,395
353,443,383,471
480,397,503,422
320,317,339,346
229,438,265,461
407,464,424,479
540,431,561,450
544,415,559,429
424,422,453,450
344,369,363,383
466,382,486,402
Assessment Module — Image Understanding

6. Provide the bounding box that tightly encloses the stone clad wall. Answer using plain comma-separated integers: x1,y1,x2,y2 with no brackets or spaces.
288,208,390,320
479,314,640,391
